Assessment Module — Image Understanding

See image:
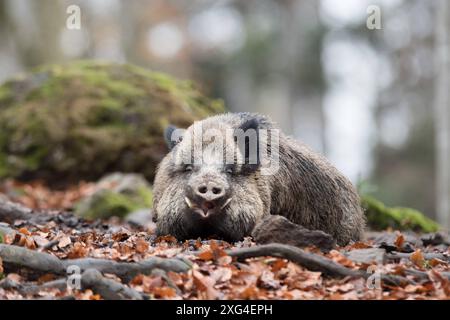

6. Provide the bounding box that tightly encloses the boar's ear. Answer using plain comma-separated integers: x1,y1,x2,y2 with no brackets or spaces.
235,118,260,172
164,125,185,150
239,117,259,133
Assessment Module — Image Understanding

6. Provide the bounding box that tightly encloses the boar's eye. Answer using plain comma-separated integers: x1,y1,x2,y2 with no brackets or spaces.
184,164,193,172
225,164,236,175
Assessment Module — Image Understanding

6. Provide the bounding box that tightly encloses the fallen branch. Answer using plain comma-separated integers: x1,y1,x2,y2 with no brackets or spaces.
0,223,16,239
227,244,359,277
387,251,449,262
0,244,191,281
81,269,145,300
0,269,147,300
403,268,450,281
0,199,34,223
0,277,67,295
225,243,411,286
251,215,336,252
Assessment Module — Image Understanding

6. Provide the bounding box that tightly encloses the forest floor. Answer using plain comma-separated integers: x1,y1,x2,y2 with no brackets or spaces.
0,180,449,300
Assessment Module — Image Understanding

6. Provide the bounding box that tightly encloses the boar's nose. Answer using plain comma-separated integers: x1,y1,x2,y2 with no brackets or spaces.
195,182,225,202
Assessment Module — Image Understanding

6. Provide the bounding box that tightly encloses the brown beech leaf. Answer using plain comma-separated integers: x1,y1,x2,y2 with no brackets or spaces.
58,236,72,248
135,239,149,254
0,257,3,274
349,242,372,249
155,235,177,244
410,249,425,268
210,240,228,259
37,273,56,284
198,250,214,261
18,227,31,236
429,258,447,267
257,270,280,290
192,270,221,299
394,233,405,249
68,242,88,259
210,267,233,283
270,259,288,272
25,236,37,249
239,285,261,299
152,287,177,299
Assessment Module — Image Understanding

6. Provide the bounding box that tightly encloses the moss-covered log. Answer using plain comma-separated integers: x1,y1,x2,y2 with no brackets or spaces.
362,195,439,233
0,61,225,183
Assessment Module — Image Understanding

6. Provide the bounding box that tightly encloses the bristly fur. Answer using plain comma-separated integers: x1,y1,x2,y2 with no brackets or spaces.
152,112,365,245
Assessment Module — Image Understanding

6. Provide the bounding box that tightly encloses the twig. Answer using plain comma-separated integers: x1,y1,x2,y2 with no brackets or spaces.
81,269,145,300
0,244,191,281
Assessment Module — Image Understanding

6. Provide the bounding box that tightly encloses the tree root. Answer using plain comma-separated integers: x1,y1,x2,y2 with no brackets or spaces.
0,244,191,281
0,277,67,295
81,269,145,300
0,199,35,223
226,243,412,286
0,270,147,300
386,251,449,262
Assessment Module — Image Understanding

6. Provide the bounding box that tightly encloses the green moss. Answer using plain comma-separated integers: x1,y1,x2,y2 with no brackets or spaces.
0,60,225,183
75,186,153,220
0,85,12,103
362,195,439,232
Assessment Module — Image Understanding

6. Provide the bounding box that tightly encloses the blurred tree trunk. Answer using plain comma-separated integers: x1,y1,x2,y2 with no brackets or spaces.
434,0,450,230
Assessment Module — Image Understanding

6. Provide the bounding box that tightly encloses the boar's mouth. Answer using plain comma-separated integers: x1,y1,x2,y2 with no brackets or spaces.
184,196,232,218
177,197,244,242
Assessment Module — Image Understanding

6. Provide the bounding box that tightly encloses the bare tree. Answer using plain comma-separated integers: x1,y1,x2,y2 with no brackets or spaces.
434,0,450,230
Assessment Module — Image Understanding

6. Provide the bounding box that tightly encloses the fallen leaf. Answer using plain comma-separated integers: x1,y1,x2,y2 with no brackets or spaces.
270,259,288,272
68,242,88,259
198,250,214,261
58,236,72,248
192,270,221,299
135,239,149,254
210,267,233,283
394,233,405,249
18,227,31,236
239,286,261,299
429,258,447,267
152,287,177,299
257,270,280,290
410,249,425,268
25,237,37,249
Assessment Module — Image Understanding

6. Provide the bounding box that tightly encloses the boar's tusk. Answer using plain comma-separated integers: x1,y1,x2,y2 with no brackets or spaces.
220,198,232,210
185,197,194,208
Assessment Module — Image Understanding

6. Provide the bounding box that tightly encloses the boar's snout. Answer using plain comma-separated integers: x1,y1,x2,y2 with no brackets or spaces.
185,175,231,217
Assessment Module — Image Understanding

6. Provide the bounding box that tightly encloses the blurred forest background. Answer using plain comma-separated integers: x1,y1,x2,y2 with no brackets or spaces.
0,0,448,229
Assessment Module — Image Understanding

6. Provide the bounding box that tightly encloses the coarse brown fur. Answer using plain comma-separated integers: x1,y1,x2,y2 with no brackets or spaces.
152,113,365,245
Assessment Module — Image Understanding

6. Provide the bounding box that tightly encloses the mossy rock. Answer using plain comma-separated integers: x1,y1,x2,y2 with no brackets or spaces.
74,172,153,219
0,61,225,183
362,195,439,233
